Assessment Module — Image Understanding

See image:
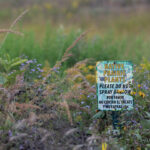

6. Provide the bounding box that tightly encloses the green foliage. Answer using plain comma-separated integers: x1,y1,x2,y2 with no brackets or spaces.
0,54,27,85
92,111,105,119
0,27,149,68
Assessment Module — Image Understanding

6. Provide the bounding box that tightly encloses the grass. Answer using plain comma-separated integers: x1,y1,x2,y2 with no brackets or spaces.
0,25,149,67
0,6,150,150
0,8,150,67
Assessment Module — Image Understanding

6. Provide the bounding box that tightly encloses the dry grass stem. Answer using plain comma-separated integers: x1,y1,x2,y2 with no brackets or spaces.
10,9,29,29
0,29,24,36
63,100,73,126
43,30,89,83
0,9,29,49
54,30,89,69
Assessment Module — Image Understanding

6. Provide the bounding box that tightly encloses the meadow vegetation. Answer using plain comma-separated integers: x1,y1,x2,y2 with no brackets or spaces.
0,3,150,150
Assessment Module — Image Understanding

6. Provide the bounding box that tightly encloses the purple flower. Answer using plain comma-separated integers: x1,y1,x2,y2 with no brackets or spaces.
92,85,96,88
81,101,84,104
84,105,90,109
31,69,35,72
8,130,12,137
143,84,149,90
26,60,33,64
19,145,24,150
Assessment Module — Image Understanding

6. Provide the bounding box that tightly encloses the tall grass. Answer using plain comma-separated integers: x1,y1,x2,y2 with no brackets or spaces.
0,25,149,67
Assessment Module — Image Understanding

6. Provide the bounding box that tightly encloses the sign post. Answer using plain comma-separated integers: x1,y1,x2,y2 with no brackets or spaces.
96,61,133,131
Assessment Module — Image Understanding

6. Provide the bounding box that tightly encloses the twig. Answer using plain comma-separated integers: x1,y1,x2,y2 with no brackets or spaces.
53,30,89,69
0,29,24,36
42,30,89,83
10,9,29,29
0,9,29,49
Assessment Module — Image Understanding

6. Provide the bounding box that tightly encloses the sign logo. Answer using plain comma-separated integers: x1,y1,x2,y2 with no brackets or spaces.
96,61,133,111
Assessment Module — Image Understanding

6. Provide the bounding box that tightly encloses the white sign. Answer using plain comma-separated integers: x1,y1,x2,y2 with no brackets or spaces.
96,61,133,111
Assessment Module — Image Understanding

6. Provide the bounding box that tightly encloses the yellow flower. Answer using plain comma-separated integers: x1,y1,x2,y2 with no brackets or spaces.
123,126,127,131
102,143,107,150
140,64,146,70
86,74,95,84
117,90,124,93
138,84,141,88
137,147,141,150
82,67,88,73
138,91,146,98
88,65,95,70
75,115,82,122
130,91,136,95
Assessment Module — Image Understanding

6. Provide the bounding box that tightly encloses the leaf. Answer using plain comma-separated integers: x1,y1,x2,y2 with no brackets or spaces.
145,112,150,118
146,144,150,148
141,119,150,129
0,74,6,84
10,59,27,68
92,111,105,119
4,70,23,86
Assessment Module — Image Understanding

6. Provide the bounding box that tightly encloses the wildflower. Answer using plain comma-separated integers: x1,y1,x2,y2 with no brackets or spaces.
92,85,96,88
19,145,24,150
140,64,146,70
31,69,35,72
81,101,84,104
117,89,124,93
138,84,141,88
8,130,13,137
130,91,136,95
88,65,95,70
86,74,95,84
83,67,88,73
136,147,141,150
102,143,107,150
26,60,33,64
143,84,149,90
37,64,42,67
84,105,90,109
75,115,82,122
138,91,146,98
123,126,127,131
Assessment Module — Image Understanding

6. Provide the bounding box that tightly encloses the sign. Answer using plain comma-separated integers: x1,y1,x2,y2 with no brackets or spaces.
96,61,133,111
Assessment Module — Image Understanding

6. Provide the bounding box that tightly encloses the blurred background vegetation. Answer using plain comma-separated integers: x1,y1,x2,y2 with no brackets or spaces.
0,0,150,66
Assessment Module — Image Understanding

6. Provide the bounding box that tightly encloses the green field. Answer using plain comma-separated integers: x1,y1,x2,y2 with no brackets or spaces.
0,7,150,67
